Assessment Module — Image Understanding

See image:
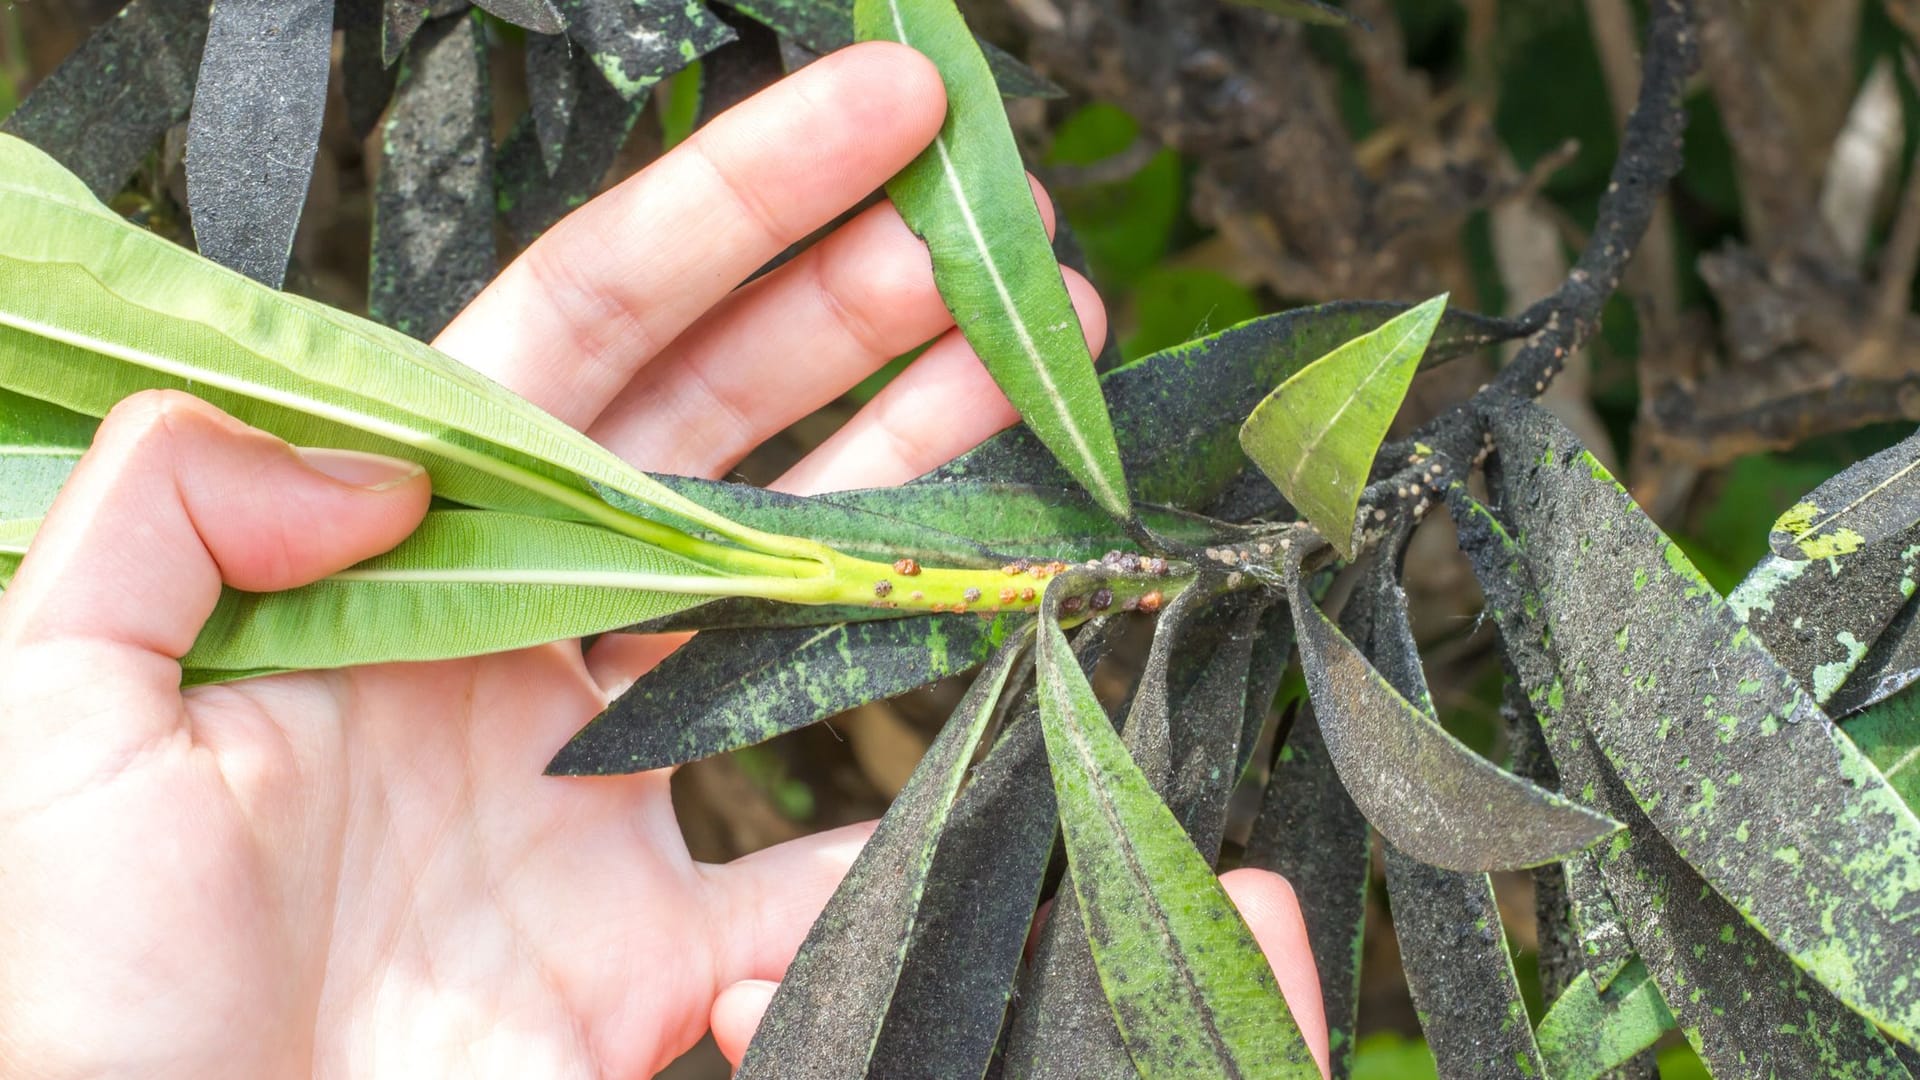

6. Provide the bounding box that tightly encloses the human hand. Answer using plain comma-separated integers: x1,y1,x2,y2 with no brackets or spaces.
0,43,1328,1078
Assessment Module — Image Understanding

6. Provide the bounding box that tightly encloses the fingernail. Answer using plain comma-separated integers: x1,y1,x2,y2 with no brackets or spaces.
294,447,426,492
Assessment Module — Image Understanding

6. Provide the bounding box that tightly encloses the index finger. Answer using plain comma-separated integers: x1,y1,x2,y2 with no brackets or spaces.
434,42,948,430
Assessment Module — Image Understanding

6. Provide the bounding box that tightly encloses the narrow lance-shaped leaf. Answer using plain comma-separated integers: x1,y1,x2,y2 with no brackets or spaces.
1727,522,1920,706
547,614,1015,773
340,0,402,139
1829,594,1920,717
1350,544,1547,1080
929,299,1525,514
1533,962,1675,1080
186,0,336,288
869,619,1114,1079
736,632,1030,1080
1005,586,1218,1079
0,389,94,521
371,12,498,340
497,48,650,245
2,511,723,677
554,0,735,99
0,132,814,564
473,0,565,31
858,0,1132,519
1,0,211,200
723,0,1063,97
1488,399,1920,1045
1382,847,1545,1080
635,475,1235,569
1285,548,1620,871
1239,295,1446,556
1772,426,1920,560
1450,483,1912,1078
524,31,581,174
1034,608,1318,1080
1244,704,1368,1080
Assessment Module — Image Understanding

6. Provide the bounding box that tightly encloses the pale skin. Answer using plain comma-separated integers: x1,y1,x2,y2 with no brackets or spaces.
0,44,1330,1079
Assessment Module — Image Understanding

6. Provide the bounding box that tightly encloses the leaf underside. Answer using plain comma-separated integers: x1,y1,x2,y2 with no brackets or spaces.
859,0,1131,519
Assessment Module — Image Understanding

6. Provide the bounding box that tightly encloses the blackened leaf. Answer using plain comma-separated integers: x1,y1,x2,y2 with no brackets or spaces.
1239,295,1446,557
1162,594,1264,856
618,597,904,633
1383,846,1545,1080
555,0,735,99
1841,690,1920,812
721,0,1062,97
1285,554,1619,872
869,619,1114,1078
1533,962,1675,1080
926,301,1525,514
2,0,211,199
1728,536,1920,706
382,0,468,65
524,32,579,173
696,7,786,127
1003,588,1217,1079
1771,427,1920,560
1351,546,1547,1079
472,0,564,31
1562,856,1636,992
340,0,401,138
548,614,1013,773
1489,399,1920,1045
1831,596,1920,717
185,0,335,287
496,49,647,245
1034,614,1320,1080
1450,481,1913,1076
1234,600,1296,781
860,0,1131,519
977,38,1063,99
735,634,1028,1080
370,12,497,339
633,476,1232,568
1244,709,1367,1079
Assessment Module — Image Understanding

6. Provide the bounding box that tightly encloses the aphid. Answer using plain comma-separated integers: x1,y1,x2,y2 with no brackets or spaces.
963,587,982,604
1139,590,1164,613
873,580,893,598
894,558,922,577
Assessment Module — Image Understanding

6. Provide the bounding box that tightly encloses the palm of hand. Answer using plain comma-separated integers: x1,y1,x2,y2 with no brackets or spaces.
0,43,1326,1080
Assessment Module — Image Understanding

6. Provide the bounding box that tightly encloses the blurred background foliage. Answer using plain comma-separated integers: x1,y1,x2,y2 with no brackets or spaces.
5,0,1912,1074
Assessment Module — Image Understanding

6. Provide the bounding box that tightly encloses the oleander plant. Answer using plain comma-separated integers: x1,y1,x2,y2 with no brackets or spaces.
3,0,1919,1077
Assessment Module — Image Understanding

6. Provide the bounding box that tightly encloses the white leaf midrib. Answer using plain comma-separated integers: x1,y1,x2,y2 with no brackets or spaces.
887,0,1123,514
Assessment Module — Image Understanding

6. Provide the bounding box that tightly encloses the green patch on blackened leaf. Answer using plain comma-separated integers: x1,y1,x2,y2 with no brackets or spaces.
1483,400,1920,1048
549,614,1011,773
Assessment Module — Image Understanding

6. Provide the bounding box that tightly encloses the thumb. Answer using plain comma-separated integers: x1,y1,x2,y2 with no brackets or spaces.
0,391,429,735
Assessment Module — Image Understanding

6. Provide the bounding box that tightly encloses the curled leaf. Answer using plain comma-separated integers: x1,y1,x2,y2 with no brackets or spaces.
1286,550,1620,871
